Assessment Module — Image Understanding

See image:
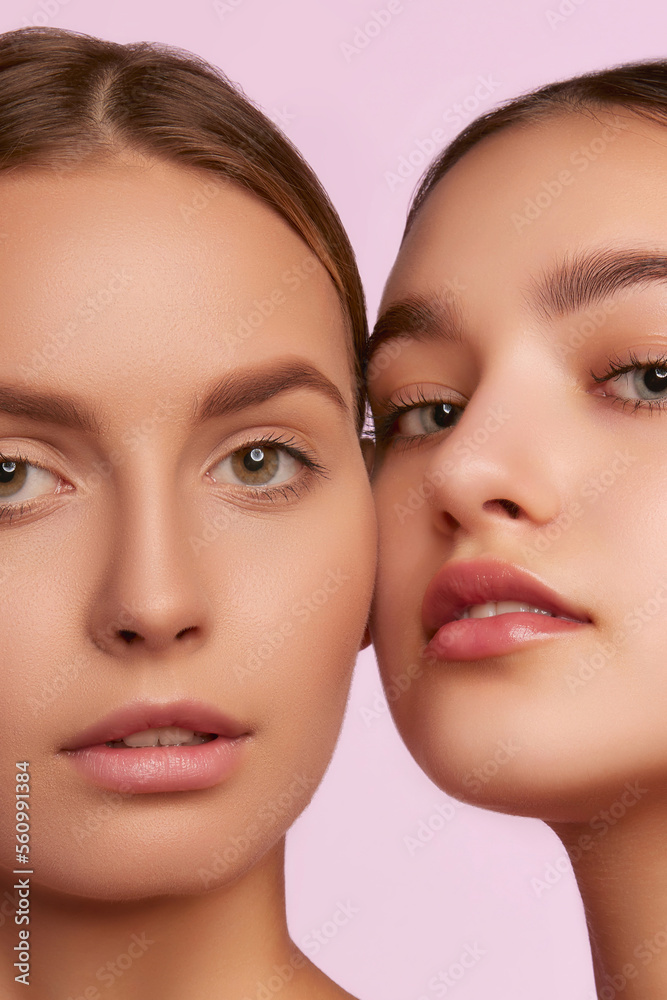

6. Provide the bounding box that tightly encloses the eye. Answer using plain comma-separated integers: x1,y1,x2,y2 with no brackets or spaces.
208,442,303,488
375,386,466,447
590,351,667,412
395,401,462,437
0,453,61,506
608,365,667,401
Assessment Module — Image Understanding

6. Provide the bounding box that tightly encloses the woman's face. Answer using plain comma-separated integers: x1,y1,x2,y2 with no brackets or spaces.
0,158,376,898
369,109,667,822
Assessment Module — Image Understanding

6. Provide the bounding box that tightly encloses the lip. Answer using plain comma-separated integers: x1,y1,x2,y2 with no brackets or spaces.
422,558,592,661
61,700,251,794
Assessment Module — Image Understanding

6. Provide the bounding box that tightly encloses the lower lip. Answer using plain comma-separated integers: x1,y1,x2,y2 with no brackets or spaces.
64,736,247,794
425,612,587,662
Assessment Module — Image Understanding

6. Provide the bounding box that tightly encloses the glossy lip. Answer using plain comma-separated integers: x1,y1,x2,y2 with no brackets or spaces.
60,700,252,794
422,558,592,635
62,699,249,751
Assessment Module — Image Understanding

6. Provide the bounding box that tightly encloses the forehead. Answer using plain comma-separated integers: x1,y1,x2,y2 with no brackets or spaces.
384,109,667,306
0,161,350,411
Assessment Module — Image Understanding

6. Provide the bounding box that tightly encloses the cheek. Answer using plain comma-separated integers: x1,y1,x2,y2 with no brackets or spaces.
372,475,434,671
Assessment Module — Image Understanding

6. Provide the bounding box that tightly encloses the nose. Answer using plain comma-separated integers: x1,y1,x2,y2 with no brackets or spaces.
88,459,213,659
424,362,568,538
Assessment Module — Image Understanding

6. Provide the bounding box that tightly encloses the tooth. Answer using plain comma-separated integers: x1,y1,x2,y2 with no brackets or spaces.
461,601,557,619
158,727,196,746
123,729,160,748
468,603,497,618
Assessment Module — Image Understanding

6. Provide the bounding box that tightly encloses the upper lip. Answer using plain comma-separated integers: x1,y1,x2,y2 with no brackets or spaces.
422,558,592,635
62,700,250,751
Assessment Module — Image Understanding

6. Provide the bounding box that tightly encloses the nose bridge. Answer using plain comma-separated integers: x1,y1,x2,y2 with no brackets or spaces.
425,348,567,526
89,436,211,655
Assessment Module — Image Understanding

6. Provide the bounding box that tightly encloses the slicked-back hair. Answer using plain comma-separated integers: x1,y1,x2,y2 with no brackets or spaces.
406,60,667,239
0,26,368,429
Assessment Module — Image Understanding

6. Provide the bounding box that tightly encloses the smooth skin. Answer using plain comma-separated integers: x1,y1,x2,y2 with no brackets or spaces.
369,108,667,997
0,157,376,999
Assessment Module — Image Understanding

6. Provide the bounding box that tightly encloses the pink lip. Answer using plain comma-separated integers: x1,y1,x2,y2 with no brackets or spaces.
422,558,592,662
61,700,251,794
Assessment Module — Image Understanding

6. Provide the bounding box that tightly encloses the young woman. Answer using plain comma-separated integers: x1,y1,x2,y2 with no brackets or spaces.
0,27,376,999
367,63,667,999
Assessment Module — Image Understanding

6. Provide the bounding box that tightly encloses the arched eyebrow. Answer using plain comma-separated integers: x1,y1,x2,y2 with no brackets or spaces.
529,247,667,320
365,294,464,375
0,360,349,433
192,360,348,422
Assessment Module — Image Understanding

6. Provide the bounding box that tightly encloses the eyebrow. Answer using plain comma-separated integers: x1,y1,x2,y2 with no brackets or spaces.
530,247,667,320
365,294,464,375
0,361,349,433
192,361,349,422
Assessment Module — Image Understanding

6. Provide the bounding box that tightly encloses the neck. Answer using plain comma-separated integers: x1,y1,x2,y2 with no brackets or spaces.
1,842,350,1000
550,781,667,999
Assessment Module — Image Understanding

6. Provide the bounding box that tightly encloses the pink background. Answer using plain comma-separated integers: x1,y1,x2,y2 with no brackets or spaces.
3,0,664,996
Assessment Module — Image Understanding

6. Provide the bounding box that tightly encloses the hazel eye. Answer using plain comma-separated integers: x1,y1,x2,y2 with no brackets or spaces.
0,456,60,502
209,444,302,487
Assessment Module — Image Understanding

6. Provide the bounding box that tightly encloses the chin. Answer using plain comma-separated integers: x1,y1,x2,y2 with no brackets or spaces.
16,806,290,902
395,701,659,825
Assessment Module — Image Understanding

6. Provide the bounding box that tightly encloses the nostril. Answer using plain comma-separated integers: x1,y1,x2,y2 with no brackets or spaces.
486,498,521,519
118,629,139,644
176,626,196,640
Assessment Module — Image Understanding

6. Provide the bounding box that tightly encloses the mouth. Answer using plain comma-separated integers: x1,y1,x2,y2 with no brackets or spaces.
62,700,251,794
422,558,592,661
63,700,248,752
105,727,218,748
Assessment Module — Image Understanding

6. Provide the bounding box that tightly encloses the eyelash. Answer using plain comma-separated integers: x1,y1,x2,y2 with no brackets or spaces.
0,449,53,525
374,387,464,450
0,436,327,525
374,350,667,449
212,433,329,503
588,349,667,413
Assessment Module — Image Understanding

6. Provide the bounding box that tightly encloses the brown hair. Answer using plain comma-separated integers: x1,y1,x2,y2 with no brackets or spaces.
0,26,367,429
406,60,667,237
